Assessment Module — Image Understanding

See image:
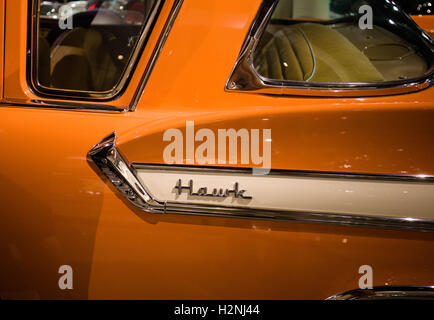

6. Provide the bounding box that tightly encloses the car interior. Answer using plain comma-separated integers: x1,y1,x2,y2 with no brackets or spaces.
253,0,430,83
36,0,155,92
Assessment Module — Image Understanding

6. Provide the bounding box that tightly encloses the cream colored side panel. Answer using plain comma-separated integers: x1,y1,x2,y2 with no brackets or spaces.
135,168,434,220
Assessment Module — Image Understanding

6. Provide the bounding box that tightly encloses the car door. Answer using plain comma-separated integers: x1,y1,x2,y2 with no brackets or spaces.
0,0,184,299
0,0,433,300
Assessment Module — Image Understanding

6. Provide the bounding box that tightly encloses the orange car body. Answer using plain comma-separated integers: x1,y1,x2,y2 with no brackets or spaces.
0,0,433,299
413,15,434,35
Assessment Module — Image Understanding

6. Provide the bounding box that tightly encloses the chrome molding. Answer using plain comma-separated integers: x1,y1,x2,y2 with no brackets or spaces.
0,99,127,113
132,163,434,182
225,0,434,97
130,0,184,111
327,286,434,300
88,132,434,231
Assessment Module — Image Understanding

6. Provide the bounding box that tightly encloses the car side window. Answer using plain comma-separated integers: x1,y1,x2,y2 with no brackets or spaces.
34,0,158,97
252,0,433,84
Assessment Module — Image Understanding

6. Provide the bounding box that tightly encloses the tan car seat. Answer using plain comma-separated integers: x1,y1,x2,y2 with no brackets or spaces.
254,22,385,83
50,27,118,91
51,54,92,91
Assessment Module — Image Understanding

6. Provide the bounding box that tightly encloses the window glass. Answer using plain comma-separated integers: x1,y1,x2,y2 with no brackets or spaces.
253,0,433,84
35,0,158,94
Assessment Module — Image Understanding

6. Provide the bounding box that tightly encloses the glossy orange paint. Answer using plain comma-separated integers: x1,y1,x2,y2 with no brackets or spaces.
412,14,434,35
0,0,433,299
0,0,4,99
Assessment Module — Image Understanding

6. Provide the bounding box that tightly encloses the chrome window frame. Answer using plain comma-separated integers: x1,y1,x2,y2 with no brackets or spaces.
225,0,434,97
2,0,183,112
27,0,164,102
129,0,183,111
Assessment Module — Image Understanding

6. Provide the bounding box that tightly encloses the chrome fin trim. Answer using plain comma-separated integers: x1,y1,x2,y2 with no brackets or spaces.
88,132,434,231
88,132,165,213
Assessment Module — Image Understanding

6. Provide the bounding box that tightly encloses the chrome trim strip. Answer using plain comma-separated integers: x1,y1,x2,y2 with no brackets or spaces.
27,0,164,102
0,99,127,113
130,0,184,111
88,132,434,232
327,286,434,300
132,163,434,182
225,0,434,97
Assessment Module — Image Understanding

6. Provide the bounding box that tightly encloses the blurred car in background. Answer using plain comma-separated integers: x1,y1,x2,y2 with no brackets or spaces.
60,0,89,16
40,0,149,25
397,0,433,15
40,1,62,19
